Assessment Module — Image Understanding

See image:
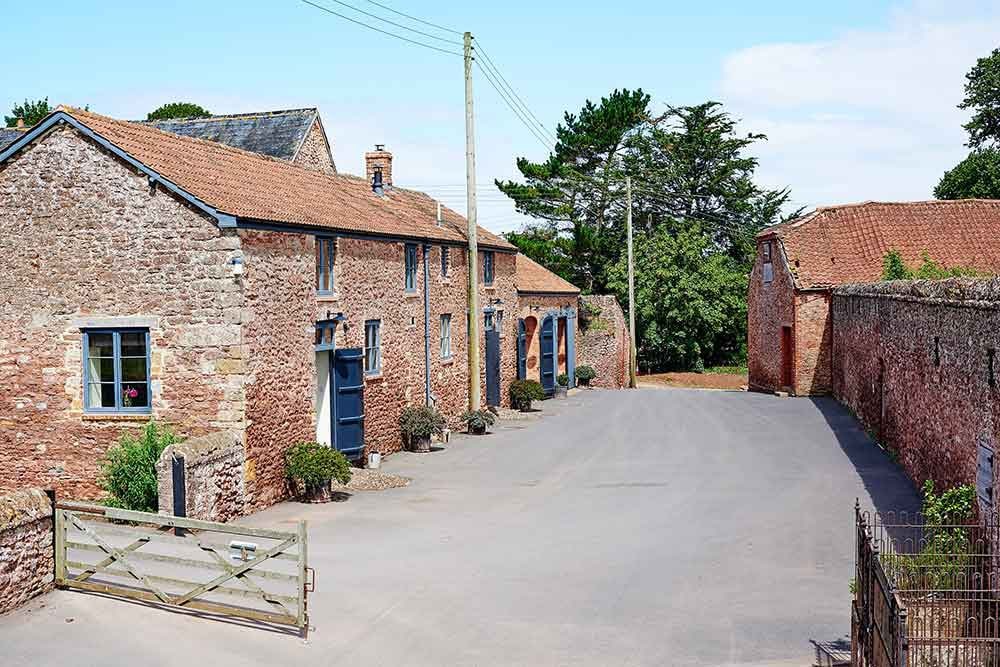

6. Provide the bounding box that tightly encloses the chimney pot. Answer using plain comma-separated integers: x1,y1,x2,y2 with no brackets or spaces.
16,118,24,129
365,145,393,191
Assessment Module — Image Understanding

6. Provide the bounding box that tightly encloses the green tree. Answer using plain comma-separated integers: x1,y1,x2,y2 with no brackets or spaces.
147,102,211,121
935,149,1000,200
5,97,52,127
881,250,982,280
959,48,1000,149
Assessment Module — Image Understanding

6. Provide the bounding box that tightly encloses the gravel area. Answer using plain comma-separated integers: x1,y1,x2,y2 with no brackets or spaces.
334,467,410,491
639,371,748,390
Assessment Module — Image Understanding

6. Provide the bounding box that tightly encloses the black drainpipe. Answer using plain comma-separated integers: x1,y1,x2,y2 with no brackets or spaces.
423,243,432,405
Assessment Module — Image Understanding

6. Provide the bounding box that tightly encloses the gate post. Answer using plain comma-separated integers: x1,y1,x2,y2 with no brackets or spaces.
172,454,186,536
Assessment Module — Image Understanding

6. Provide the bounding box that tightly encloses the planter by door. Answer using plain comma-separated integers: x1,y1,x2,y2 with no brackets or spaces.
411,436,431,453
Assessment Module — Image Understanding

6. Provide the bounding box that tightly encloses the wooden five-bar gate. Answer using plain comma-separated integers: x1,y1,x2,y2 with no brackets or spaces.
54,501,312,635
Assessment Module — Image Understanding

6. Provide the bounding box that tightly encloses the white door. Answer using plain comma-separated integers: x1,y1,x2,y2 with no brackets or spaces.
315,351,333,446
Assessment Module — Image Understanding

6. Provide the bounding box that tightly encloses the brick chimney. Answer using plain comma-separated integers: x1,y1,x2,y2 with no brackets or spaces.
365,145,393,190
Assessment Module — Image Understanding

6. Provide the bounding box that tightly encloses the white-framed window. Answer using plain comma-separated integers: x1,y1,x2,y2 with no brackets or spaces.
762,241,774,284
440,314,452,358
316,236,336,294
364,320,381,375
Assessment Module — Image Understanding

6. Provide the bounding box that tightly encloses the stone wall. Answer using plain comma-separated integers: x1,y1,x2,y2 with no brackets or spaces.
747,237,796,393
156,431,246,523
577,295,630,389
794,290,833,395
0,126,245,498
831,278,1000,492
518,294,578,384
293,118,336,175
0,489,53,615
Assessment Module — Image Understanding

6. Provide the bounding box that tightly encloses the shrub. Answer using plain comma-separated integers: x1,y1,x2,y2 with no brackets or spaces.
510,379,545,410
460,409,496,433
557,373,569,387
575,365,597,385
98,421,178,512
693,357,705,374
285,441,352,494
399,405,446,441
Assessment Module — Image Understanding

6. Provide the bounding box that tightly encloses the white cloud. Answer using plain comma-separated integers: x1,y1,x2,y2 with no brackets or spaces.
719,0,1000,210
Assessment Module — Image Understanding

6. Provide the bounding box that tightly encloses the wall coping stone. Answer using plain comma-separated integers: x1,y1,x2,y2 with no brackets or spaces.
163,431,241,464
71,315,160,329
835,277,1000,306
0,489,52,533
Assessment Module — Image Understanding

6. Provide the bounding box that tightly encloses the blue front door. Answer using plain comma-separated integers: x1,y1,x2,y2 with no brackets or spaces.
540,315,556,396
516,319,527,381
333,347,365,460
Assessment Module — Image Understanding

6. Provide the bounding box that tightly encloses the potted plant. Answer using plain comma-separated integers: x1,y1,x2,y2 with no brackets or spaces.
399,405,446,453
555,374,569,398
285,441,352,503
460,409,496,435
575,365,596,388
510,379,545,412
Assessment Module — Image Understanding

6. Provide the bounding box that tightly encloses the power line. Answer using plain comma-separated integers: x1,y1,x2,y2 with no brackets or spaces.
320,0,462,45
298,0,463,56
363,0,462,35
473,59,553,152
472,39,556,145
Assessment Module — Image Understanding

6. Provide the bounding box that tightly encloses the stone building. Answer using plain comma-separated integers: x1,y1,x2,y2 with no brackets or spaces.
514,254,580,393
747,200,1000,396
0,107,523,506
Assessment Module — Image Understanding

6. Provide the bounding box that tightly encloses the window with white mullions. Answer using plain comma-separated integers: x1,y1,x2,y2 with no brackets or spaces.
83,329,151,413
483,250,494,286
316,236,336,294
364,320,382,375
440,314,452,358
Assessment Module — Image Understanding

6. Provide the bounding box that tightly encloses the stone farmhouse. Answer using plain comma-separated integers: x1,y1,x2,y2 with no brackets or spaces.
0,106,626,508
748,199,1000,396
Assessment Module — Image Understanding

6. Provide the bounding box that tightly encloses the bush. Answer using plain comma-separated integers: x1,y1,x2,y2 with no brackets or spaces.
285,441,352,494
557,373,569,387
460,409,496,433
510,379,545,410
399,405,446,442
98,421,178,512
575,365,596,385
693,357,705,374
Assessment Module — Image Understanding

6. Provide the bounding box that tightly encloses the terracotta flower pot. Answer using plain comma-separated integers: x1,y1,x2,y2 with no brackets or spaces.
469,423,487,435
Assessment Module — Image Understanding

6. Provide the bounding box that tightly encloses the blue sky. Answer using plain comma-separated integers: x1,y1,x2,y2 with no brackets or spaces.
2,0,998,232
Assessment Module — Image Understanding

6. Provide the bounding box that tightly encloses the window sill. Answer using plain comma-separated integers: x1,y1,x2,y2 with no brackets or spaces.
483,285,496,291
441,356,454,365
404,292,420,299
365,373,385,383
317,292,340,302
82,413,152,422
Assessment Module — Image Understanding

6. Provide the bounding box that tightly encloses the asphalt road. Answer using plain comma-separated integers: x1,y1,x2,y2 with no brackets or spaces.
0,388,919,666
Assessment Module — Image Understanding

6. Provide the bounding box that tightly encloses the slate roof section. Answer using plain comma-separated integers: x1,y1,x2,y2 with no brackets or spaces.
515,253,580,294
48,108,514,250
758,200,1000,289
0,128,26,152
144,109,318,162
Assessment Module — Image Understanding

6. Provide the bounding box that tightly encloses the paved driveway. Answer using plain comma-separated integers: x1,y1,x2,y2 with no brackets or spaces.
1,388,919,666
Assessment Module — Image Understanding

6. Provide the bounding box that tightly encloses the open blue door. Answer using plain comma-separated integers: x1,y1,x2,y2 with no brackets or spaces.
485,329,501,407
333,347,365,460
516,319,527,380
540,315,556,396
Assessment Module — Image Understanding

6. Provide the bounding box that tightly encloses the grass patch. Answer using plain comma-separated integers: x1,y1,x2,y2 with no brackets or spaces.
704,365,748,375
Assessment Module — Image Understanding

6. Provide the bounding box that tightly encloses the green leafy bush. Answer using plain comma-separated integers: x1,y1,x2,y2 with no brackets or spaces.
98,421,178,512
510,379,545,410
399,405,446,441
557,373,569,387
285,441,352,493
460,409,496,434
693,357,705,374
575,365,597,385
147,102,211,121
881,249,982,281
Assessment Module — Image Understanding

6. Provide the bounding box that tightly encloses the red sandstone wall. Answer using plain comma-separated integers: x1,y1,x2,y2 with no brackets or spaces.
518,294,578,384
0,489,53,615
832,282,1000,492
794,291,833,395
293,119,335,175
747,237,796,393
577,295,629,389
0,128,245,499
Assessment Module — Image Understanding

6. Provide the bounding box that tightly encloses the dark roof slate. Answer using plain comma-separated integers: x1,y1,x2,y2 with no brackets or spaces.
0,128,26,152
144,109,317,161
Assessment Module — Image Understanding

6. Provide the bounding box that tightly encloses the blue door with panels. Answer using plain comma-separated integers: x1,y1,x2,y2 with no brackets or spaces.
485,322,501,407
516,319,527,380
333,347,365,460
539,315,556,396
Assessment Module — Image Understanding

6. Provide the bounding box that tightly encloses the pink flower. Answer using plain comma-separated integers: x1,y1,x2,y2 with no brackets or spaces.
125,387,138,399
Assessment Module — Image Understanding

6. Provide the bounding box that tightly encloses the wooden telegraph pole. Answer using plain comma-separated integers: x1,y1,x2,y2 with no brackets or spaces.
464,31,482,411
626,176,637,388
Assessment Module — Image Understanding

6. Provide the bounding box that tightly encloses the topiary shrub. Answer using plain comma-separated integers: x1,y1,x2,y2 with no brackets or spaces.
510,379,545,411
399,405,446,452
575,365,597,386
460,409,496,435
98,421,178,512
285,441,352,501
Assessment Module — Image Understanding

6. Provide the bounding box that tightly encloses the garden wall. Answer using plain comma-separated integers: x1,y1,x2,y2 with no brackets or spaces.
577,295,630,389
831,278,1000,494
156,431,247,523
0,489,54,615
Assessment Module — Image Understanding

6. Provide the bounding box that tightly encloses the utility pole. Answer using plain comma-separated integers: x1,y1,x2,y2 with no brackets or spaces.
464,31,482,411
626,176,637,388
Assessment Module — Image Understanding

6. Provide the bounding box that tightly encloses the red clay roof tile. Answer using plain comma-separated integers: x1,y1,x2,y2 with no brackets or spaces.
515,254,580,294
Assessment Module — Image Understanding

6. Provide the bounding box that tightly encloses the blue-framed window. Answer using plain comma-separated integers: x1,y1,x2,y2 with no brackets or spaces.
441,246,450,277
404,244,418,292
440,314,452,359
82,329,151,413
364,320,382,375
315,320,337,351
483,250,495,286
316,236,336,294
